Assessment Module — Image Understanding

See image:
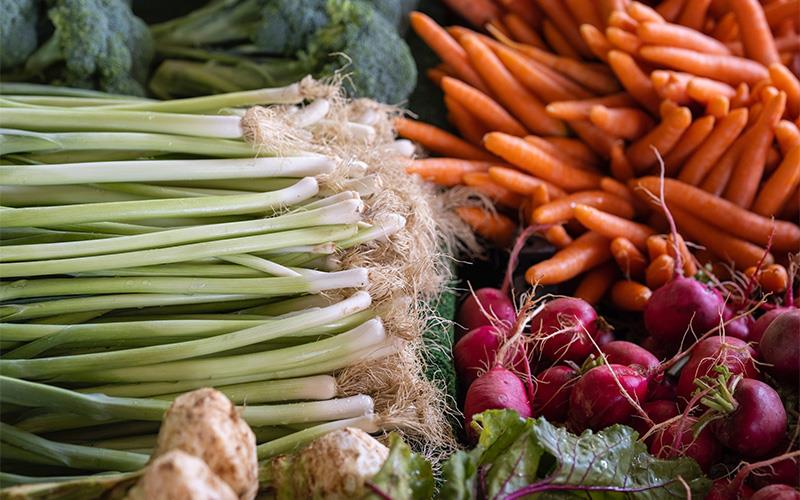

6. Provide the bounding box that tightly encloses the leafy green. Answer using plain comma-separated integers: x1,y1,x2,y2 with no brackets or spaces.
440,410,711,500
364,433,434,500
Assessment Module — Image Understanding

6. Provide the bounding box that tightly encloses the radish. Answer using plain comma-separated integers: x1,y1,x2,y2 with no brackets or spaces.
463,366,531,439
750,307,792,344
533,365,576,422
750,485,800,500
595,327,615,348
705,479,754,500
722,304,756,342
531,297,599,363
640,336,670,359
567,364,648,431
630,400,678,444
711,378,787,459
676,336,759,402
647,376,677,401
759,309,800,381
649,417,722,473
601,341,660,371
643,277,724,345
453,325,526,387
749,454,800,489
457,288,516,334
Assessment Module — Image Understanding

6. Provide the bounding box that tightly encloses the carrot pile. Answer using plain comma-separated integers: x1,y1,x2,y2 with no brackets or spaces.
402,0,800,308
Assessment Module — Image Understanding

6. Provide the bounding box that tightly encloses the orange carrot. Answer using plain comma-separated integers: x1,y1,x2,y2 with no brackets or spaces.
652,71,693,105
531,183,552,207
776,120,800,154
574,263,618,304
757,264,790,294
569,120,618,158
484,132,604,191
427,67,448,86
524,136,598,171
444,96,489,146
765,146,782,175
678,108,748,185
752,145,800,217
542,137,601,166
700,137,744,195
638,46,770,85
626,106,693,172
532,190,635,224
677,0,711,31
488,166,568,198
536,0,593,57
566,0,604,28
666,233,698,277
503,13,547,48
441,0,501,28
724,90,787,208
611,236,647,279
731,83,751,108
498,0,543,28
441,77,528,137
409,12,490,94
545,93,637,121
611,280,652,310
606,26,642,54
608,10,639,31
764,0,800,29
780,186,800,220
456,206,516,247
543,19,581,58
493,43,585,103
655,0,685,22
525,231,612,285
632,176,800,252
545,225,574,248
406,158,492,187
728,0,780,66
573,204,655,249
663,115,716,176
607,50,661,114
580,24,614,61
600,0,632,22
627,1,666,24
600,176,639,208
769,63,800,118
395,117,496,161
686,77,737,103
706,96,730,118
646,234,668,260
637,21,730,55
461,35,567,136
590,105,655,140
713,12,739,43
646,254,675,289
463,171,526,208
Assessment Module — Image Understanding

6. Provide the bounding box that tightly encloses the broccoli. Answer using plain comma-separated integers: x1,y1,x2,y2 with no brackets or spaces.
23,0,153,96
0,0,39,70
149,0,417,104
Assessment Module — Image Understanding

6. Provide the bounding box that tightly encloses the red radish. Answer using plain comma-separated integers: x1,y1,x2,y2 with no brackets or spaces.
711,378,788,459
601,341,660,371
649,417,722,473
453,325,527,387
532,298,599,363
647,376,678,401
568,364,648,431
595,328,615,348
630,400,678,443
641,335,670,358
749,455,800,489
533,365,577,422
759,309,800,381
723,304,756,342
457,288,516,334
706,479,754,500
676,336,759,402
750,485,800,500
464,366,531,439
643,277,725,345
749,307,793,344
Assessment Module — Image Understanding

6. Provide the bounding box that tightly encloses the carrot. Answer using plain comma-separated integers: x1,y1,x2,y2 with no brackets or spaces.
611,236,647,279
488,166,568,198
600,176,638,207
776,120,800,154
546,93,637,121
651,71,694,105
456,206,516,247
676,0,711,31
663,115,716,176
611,280,653,310
536,0,593,57
769,63,800,118
590,105,655,140
638,46,770,85
580,24,614,61
686,77,737,104
637,21,730,55
626,106,693,172
532,190,635,224
498,0,543,28
544,225,574,248
395,117,496,161
427,67,448,86
728,0,780,66
441,77,528,137
731,83,751,108
409,12,490,94
503,13,547,48
757,264,790,294
542,137,601,166
645,235,668,260
441,0,501,28
765,145,782,175
678,108,748,185
493,43,585,103
461,35,567,136
531,183,552,207
463,172,526,208
444,96,488,146
666,233,698,277
569,120,618,158
712,12,739,43
724,90,787,208
525,231,612,285
608,10,639,31
700,137,744,195
573,204,655,249
542,19,581,59
524,136,598,171
606,26,642,54
705,96,730,118
406,158,491,186
566,0,604,28
646,254,675,289
671,207,773,269
632,176,800,252
627,1,666,24
780,186,800,220
764,0,800,29
655,0,685,22
607,50,661,114
484,132,604,191
752,145,800,217
574,263,618,304
599,0,631,22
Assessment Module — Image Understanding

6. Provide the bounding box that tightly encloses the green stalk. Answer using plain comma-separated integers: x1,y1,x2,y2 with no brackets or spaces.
96,183,247,198
155,178,299,192
156,375,337,403
239,294,334,316
0,177,318,227
1,442,62,466
77,264,266,278
256,415,379,459
0,292,372,379
51,222,165,235
10,150,161,165
88,435,157,451
0,224,358,277
0,83,148,99
241,395,373,427
0,185,145,207
0,423,148,471
219,254,300,277
337,214,407,249
0,96,148,107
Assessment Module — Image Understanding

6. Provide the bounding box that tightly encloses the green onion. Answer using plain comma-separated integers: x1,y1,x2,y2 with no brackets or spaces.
256,415,379,459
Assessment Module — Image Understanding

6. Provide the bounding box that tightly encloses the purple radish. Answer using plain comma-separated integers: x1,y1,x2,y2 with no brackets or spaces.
723,303,756,342
595,328,615,348
759,309,800,381
676,336,759,403
749,454,800,489
532,297,599,363
630,400,678,444
711,378,787,459
640,335,671,358
463,366,532,439
750,307,793,344
533,365,577,422
457,288,516,334
649,417,722,473
750,485,800,500
644,276,725,345
647,375,677,401
705,479,754,500
453,326,527,387
568,364,649,431
601,340,660,371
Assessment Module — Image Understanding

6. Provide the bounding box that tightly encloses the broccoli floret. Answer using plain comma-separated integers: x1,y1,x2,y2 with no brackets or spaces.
368,0,419,31
24,0,153,95
0,0,39,70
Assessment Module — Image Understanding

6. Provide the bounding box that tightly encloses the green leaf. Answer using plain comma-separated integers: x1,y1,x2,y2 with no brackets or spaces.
363,433,434,500
439,450,479,500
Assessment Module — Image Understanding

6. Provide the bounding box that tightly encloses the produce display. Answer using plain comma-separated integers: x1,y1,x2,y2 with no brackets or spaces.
1,0,800,498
